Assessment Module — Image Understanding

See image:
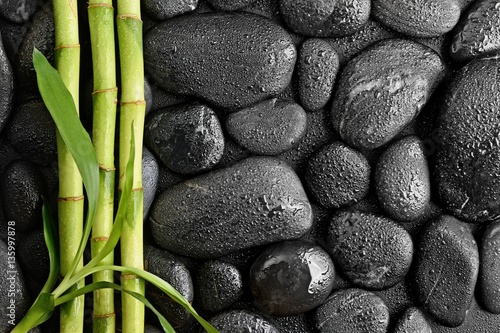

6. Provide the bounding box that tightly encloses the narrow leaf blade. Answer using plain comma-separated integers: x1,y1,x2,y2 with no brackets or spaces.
40,197,60,294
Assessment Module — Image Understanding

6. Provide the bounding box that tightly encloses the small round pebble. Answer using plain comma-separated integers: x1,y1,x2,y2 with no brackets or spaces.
225,98,307,155
250,240,335,316
480,219,500,314
210,309,280,333
314,288,389,333
326,210,413,289
143,0,197,20
393,307,432,333
304,141,370,209
298,38,339,112
375,136,431,222
196,260,243,312
414,215,479,327
144,102,224,175
142,147,159,219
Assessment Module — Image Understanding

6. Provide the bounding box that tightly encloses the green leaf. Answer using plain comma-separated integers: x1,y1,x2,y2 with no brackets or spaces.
56,282,176,333
78,265,219,333
40,197,60,294
11,293,55,332
32,47,99,279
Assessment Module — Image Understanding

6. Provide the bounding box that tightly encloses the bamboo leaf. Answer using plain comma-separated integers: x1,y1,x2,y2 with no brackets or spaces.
76,265,219,333
56,282,176,333
32,47,99,278
40,197,60,294
11,293,55,332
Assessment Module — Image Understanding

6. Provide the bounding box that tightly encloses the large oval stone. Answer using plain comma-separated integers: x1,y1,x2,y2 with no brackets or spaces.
144,12,296,111
149,156,313,258
331,38,445,150
435,57,500,223
414,215,479,327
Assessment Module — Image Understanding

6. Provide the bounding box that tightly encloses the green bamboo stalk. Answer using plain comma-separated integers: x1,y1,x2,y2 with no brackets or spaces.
88,1,117,332
52,0,84,332
116,1,146,332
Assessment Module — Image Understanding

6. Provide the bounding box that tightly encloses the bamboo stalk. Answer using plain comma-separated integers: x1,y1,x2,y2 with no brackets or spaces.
116,1,146,332
88,1,117,332
52,0,84,332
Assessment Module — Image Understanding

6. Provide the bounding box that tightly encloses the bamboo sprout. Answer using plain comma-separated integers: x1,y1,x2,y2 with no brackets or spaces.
116,1,146,331
52,0,84,331
88,1,118,332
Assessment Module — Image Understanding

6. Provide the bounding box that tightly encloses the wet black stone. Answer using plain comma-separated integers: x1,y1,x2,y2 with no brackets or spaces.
372,0,460,38
144,245,194,329
298,38,339,112
331,38,445,150
17,229,49,298
435,57,500,223
0,33,13,134
143,0,197,20
375,136,431,222
450,0,500,63
249,240,335,316
6,100,57,165
0,239,30,330
207,0,257,10
0,0,42,23
278,0,370,37
144,12,296,110
0,159,45,233
393,307,432,333
209,309,280,333
479,219,500,314
13,2,54,92
144,103,224,175
414,215,479,327
196,260,243,312
304,141,370,209
225,98,307,155
326,210,414,290
149,156,313,258
142,147,159,219
314,288,389,333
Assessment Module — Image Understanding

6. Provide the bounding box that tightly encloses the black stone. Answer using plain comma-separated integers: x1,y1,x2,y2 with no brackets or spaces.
414,215,479,327
143,0,197,20
144,12,296,110
196,260,243,313
331,38,445,150
149,156,313,258
144,103,224,175
326,210,413,289
479,219,500,314
249,240,335,316
304,141,370,209
314,288,389,333
393,307,432,333
225,98,307,155
209,309,280,333
375,136,431,222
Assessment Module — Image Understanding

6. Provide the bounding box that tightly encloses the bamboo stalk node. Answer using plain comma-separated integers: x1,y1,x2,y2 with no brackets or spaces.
98,164,117,171
88,3,114,9
120,273,140,280
92,312,116,319
119,99,146,106
92,87,118,95
132,187,144,193
116,13,142,22
57,195,85,202
91,236,109,242
54,43,81,51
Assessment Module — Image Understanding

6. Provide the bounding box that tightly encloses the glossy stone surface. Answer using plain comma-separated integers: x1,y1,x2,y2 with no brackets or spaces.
250,240,335,316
